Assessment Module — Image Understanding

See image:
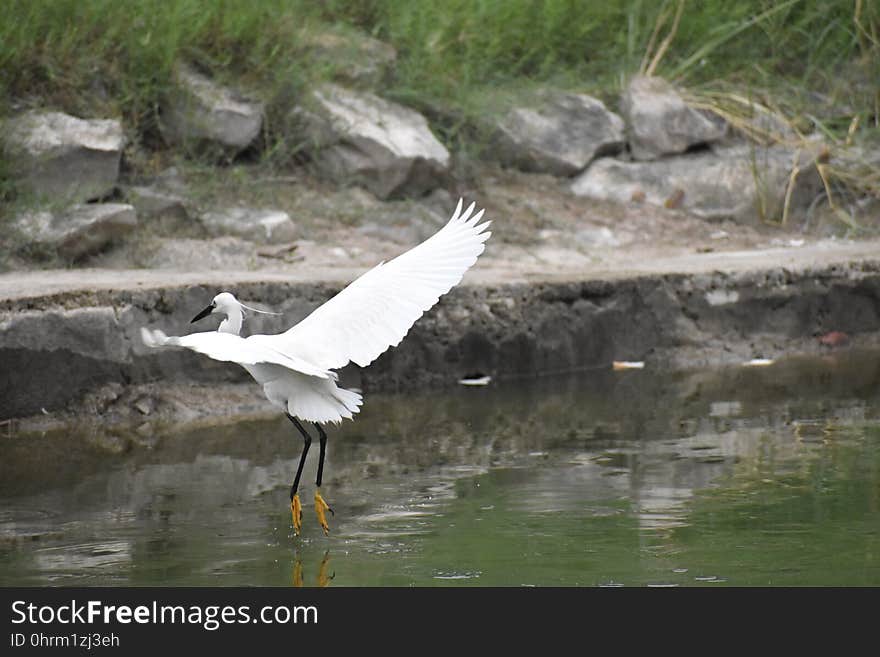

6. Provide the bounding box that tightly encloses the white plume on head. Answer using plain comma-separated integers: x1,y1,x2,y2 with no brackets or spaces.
239,302,282,318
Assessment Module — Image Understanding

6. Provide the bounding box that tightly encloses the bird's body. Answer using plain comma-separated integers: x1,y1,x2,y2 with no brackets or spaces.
141,199,491,535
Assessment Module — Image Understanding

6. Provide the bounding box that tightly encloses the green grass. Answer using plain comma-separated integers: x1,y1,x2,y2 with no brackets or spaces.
0,0,878,223
1,1,312,141
2,0,877,130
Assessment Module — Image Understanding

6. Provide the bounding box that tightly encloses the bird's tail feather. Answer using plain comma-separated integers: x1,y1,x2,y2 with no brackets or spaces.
289,383,362,425
257,369,363,425
333,386,363,418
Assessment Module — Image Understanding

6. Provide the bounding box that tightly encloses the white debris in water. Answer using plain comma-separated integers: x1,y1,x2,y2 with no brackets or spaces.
743,358,774,367
612,361,644,370
458,375,492,386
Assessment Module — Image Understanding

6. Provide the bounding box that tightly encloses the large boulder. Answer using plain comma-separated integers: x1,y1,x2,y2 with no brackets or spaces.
491,90,624,176
570,143,825,224
160,63,264,153
299,29,397,88
293,84,451,199
14,203,137,259
200,207,297,243
622,75,726,160
4,110,123,203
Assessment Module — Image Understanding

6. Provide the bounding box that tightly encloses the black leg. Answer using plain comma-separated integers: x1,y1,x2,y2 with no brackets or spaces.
314,422,328,487
287,414,312,501
314,423,334,517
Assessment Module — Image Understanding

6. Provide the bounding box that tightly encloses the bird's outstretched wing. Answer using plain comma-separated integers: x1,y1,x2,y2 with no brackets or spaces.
267,199,491,371
140,328,333,379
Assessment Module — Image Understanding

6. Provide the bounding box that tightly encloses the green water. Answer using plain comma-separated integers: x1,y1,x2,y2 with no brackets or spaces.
1,351,879,586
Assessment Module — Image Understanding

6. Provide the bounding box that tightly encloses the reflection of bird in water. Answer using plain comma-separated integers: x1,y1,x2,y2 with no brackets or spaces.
293,550,334,587
141,200,491,536
316,551,334,588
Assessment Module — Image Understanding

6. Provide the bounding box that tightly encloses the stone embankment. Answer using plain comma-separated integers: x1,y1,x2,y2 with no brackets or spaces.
2,241,879,421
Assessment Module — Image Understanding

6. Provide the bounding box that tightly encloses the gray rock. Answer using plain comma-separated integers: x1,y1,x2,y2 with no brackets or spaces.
356,201,447,244
160,63,264,152
571,144,824,224
0,306,128,362
200,207,297,243
133,396,156,415
293,84,450,199
0,306,129,418
300,29,397,88
492,90,625,175
15,203,137,259
126,186,189,231
4,110,123,203
622,76,726,160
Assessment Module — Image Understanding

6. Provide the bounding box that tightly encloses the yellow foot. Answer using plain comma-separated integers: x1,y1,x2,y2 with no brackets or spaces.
291,494,303,536
314,489,335,536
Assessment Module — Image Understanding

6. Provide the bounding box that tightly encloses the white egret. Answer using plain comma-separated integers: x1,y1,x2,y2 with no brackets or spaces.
141,199,491,535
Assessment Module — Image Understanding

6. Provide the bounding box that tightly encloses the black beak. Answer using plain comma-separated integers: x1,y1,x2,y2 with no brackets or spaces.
191,304,214,323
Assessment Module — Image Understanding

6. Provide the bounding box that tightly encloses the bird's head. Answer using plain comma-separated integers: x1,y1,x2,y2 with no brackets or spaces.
191,292,241,324
191,292,281,335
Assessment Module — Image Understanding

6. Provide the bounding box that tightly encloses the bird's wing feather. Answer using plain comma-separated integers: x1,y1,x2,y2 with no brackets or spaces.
140,328,332,379
266,199,491,370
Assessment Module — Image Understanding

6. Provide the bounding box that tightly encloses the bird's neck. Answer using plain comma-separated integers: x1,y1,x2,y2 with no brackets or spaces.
218,309,243,335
